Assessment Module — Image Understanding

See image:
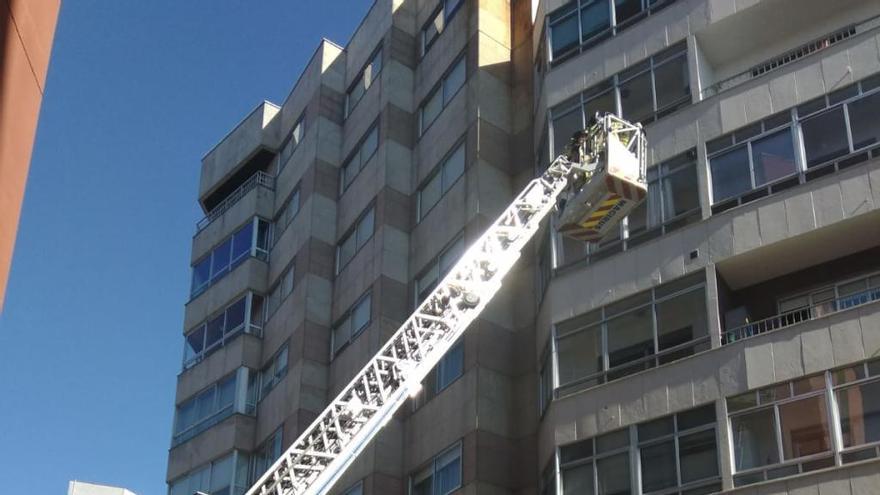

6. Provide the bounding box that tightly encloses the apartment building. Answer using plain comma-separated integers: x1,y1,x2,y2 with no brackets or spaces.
167,0,880,494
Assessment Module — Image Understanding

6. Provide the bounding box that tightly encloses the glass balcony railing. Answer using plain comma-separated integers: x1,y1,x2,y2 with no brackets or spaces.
722,287,880,344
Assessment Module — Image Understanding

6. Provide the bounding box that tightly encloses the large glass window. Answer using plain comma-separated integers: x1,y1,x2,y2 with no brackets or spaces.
409,442,462,495
183,293,265,369
725,361,880,487
436,340,464,392
558,405,719,495
278,114,305,172
416,141,465,221
345,46,383,118
421,0,464,56
336,205,376,274
169,451,251,495
191,218,271,298
415,235,465,305
710,76,880,213
250,429,282,482
273,188,300,243
266,262,295,320
707,112,797,206
173,370,250,446
555,273,707,395
340,124,380,194
547,0,675,64
419,55,467,136
331,291,372,358
254,345,288,402
548,43,688,150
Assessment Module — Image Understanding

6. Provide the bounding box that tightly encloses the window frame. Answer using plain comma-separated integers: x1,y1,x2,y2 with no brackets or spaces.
420,0,465,57
330,290,373,359
335,204,377,275
408,441,463,495
417,139,467,221
340,122,380,196
183,292,265,370
413,233,465,307
255,344,289,403
265,260,296,322
418,53,467,137
553,272,709,396
708,75,880,214
278,112,306,173
190,217,272,298
546,0,678,67
273,186,301,246
345,45,384,119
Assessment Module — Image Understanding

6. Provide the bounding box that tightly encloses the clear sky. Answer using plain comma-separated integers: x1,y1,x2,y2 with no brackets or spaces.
0,2,370,494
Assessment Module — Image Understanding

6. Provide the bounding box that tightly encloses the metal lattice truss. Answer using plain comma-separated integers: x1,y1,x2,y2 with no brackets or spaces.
245,154,575,495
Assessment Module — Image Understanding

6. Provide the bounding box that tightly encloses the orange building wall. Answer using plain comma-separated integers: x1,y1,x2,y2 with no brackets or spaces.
0,0,60,311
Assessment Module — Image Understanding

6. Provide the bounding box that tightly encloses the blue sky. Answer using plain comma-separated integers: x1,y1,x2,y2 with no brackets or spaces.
0,2,370,494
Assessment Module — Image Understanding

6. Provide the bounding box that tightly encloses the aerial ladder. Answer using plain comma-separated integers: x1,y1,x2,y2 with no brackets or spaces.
244,114,647,495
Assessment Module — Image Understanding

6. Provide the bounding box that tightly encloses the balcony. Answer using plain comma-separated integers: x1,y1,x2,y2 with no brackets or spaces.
195,171,274,233
718,247,880,345
723,285,880,344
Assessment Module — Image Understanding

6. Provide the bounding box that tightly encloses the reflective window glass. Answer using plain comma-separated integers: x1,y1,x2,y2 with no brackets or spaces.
779,396,831,460
837,380,880,448
563,464,594,495
710,145,751,202
751,129,796,185
597,453,630,495
849,91,880,149
654,56,690,110
640,441,677,492
550,9,579,59
226,298,246,333
557,324,602,386
619,71,653,123
606,306,654,375
581,0,610,41
553,108,584,156
802,107,849,166
231,222,253,263
442,144,466,190
679,429,719,483
443,58,466,103
731,408,780,470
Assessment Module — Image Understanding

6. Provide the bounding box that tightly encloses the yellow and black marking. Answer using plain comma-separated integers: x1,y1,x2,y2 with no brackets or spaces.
578,195,624,230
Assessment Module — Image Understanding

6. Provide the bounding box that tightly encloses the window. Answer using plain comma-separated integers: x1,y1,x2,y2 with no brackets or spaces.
278,114,305,172
421,0,464,56
273,188,300,243
708,75,880,214
251,429,282,482
191,218,271,298
549,44,688,156
539,344,554,415
410,442,462,495
624,149,700,248
726,360,880,487
418,141,466,221
341,481,364,495
266,262,295,320
336,206,376,274
555,272,708,396
169,451,251,495
173,370,250,446
415,235,465,305
251,345,288,402
436,340,464,392
558,405,719,495
331,291,372,358
340,124,379,194
419,55,466,136
183,292,265,370
345,46,383,118
547,0,676,65
707,112,796,205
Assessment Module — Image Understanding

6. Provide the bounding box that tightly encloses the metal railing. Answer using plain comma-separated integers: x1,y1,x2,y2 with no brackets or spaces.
701,15,880,98
722,287,880,344
196,171,275,233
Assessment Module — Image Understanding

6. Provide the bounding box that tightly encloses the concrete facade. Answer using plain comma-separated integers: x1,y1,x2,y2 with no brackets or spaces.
167,0,880,494
68,481,137,495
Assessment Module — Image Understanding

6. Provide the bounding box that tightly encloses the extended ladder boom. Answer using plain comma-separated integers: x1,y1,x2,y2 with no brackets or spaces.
245,114,645,495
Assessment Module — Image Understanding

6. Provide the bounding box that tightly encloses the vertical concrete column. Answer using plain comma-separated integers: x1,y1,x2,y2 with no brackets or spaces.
705,264,723,349
715,398,735,491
